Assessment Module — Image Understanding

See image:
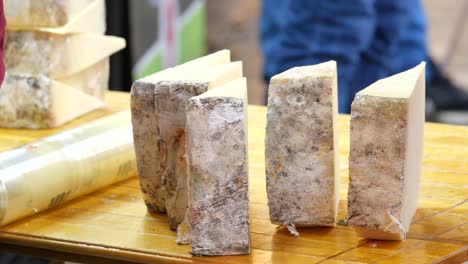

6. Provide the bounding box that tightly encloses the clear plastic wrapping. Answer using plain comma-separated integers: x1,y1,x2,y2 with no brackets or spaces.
0,110,136,226
5,0,95,28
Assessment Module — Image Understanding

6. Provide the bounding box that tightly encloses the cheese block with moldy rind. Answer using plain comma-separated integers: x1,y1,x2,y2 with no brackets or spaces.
155,61,243,232
131,50,233,216
0,72,105,129
347,62,426,240
265,61,340,236
131,50,241,230
5,0,96,29
185,78,249,256
5,32,125,79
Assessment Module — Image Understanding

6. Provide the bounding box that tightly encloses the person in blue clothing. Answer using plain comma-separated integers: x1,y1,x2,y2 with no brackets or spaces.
260,0,468,113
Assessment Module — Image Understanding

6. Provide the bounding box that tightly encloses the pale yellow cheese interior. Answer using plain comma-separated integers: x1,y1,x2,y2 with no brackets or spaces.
351,62,426,238
50,80,105,127
141,50,242,90
42,0,105,34
198,78,247,99
5,0,95,28
401,64,426,232
357,63,426,99
142,50,231,81
271,61,335,81
56,34,125,78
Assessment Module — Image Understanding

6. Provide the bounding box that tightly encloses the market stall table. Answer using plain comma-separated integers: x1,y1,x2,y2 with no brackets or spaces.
0,91,466,263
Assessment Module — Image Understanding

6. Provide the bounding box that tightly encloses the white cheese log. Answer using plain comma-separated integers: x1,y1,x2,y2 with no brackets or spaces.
347,62,426,240
265,61,340,235
5,31,125,78
5,0,98,30
0,59,109,129
186,78,249,256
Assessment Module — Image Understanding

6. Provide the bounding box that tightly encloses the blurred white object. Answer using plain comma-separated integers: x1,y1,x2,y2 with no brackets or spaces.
0,111,137,226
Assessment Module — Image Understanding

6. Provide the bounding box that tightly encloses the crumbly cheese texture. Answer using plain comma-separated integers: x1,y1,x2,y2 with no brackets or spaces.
265,61,340,234
347,62,426,240
5,0,95,28
5,31,125,78
0,60,108,129
185,78,249,256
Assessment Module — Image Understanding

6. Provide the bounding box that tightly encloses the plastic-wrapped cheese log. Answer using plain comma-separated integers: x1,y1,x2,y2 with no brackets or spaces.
5,31,125,78
0,110,136,227
0,59,110,129
5,0,96,29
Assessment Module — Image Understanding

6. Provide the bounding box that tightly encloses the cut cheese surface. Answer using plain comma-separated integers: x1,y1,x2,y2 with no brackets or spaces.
5,32,125,78
38,0,106,34
272,62,336,80
186,78,249,256
265,61,340,234
57,59,109,100
347,62,426,240
50,80,105,127
356,63,426,99
142,50,234,83
144,61,242,88
198,78,247,98
5,0,96,29
141,50,231,82
0,73,105,129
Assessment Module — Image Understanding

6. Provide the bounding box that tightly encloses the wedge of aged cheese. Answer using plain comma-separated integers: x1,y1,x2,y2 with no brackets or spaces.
157,61,243,231
347,62,426,240
36,0,106,34
0,73,105,129
131,50,241,228
57,59,109,100
5,32,125,78
185,78,249,256
131,50,232,215
265,61,340,236
5,0,97,29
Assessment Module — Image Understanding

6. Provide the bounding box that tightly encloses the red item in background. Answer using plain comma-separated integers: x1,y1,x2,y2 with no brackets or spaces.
0,0,5,86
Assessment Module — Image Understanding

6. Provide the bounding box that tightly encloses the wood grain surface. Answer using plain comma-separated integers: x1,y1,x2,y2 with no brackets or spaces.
0,91,466,263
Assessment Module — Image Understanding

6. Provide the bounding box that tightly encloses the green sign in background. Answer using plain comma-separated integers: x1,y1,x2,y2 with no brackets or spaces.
134,0,206,79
